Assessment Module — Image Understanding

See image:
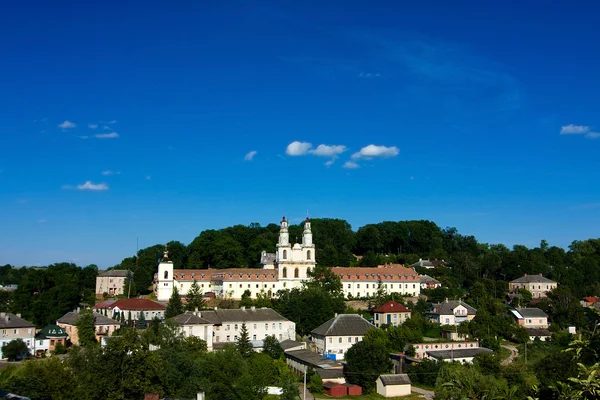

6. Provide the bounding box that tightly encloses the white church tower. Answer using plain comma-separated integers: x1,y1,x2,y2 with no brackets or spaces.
277,216,316,285
157,246,174,301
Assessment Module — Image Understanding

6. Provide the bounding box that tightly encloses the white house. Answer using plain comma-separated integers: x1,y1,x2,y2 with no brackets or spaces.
419,274,442,289
509,274,557,299
154,217,422,301
199,307,295,346
376,374,412,398
0,313,36,359
510,308,551,341
428,299,477,326
169,311,215,350
311,314,375,360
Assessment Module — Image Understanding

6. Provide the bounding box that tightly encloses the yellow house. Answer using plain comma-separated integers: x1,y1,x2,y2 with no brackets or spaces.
376,374,411,397
373,300,412,327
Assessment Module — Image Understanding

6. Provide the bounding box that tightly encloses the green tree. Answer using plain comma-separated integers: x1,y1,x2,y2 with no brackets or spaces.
76,309,97,347
236,322,253,358
262,335,283,359
2,339,29,361
185,279,206,311
136,311,147,329
165,286,184,319
307,368,323,394
344,339,393,393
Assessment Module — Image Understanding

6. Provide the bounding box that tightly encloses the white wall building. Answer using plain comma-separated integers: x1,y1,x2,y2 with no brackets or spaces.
155,216,421,302
311,314,375,360
428,299,477,326
0,313,36,359
169,311,215,350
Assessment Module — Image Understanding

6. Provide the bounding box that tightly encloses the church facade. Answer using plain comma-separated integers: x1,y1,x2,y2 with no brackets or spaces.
155,216,420,301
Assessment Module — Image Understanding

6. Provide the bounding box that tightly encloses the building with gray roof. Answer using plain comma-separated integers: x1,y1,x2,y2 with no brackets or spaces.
311,314,375,359
509,274,557,299
0,313,36,359
428,299,477,326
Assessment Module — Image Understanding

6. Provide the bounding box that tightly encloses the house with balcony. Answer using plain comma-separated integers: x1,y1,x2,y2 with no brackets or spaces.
0,313,36,359
311,314,375,360
427,299,477,326
373,301,411,328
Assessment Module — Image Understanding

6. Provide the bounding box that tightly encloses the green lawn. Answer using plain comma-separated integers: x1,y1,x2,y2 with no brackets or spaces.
496,346,512,361
423,326,442,338
313,394,426,400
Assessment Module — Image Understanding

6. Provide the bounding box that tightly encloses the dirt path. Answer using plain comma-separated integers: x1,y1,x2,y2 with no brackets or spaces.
412,386,435,400
501,344,519,366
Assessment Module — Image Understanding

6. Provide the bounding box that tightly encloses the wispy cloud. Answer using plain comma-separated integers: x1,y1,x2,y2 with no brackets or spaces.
58,120,76,129
560,124,589,134
76,181,109,191
352,144,399,160
38,219,46,223
325,160,335,168
101,170,117,175
88,124,98,129
244,150,258,161
286,141,313,156
95,132,119,139
358,72,381,78
560,124,599,139
310,144,347,157
343,161,360,169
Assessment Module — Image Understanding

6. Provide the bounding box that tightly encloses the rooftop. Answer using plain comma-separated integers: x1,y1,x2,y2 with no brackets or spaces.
419,274,441,284
510,274,557,284
0,313,35,329
172,268,278,282
36,324,67,339
331,264,419,282
169,311,213,325
98,269,131,278
430,300,477,316
57,311,120,326
280,339,306,351
198,308,289,324
379,374,411,386
284,349,342,369
513,308,548,319
426,347,493,360
96,298,166,311
373,300,411,314
311,314,375,337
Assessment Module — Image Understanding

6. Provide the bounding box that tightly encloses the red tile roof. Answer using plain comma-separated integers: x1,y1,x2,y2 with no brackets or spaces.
373,300,411,314
96,298,165,311
331,264,419,282
172,268,278,282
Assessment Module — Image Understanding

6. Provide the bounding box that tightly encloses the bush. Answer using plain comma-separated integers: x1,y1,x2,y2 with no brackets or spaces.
2,339,29,361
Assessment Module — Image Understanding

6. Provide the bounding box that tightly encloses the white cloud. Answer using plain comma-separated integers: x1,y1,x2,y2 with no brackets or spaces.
77,135,90,139
102,120,118,124
343,161,360,169
244,150,257,161
38,219,46,223
352,144,399,159
58,120,76,129
286,141,313,156
325,160,335,167
102,170,114,175
76,181,108,191
586,132,600,139
560,124,589,134
95,132,119,139
310,144,347,157
88,124,98,129
102,125,112,130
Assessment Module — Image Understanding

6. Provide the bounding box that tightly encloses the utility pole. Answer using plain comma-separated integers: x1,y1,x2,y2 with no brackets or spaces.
303,368,307,400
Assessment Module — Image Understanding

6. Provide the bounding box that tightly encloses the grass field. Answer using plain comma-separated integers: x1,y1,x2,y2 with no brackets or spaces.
312,393,426,400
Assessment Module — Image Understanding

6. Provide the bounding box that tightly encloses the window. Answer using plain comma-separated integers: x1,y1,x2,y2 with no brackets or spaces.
366,284,369,289
339,337,342,343
13,329,18,334
272,323,275,329
375,314,379,320
279,323,282,330
294,268,299,278
539,319,543,324
279,334,282,340
164,270,168,279
283,267,287,278
226,335,230,342
355,337,358,343
282,250,287,259
253,324,257,329
348,337,351,343
394,314,397,319
234,324,238,330
239,284,242,288
226,325,230,331
357,284,360,288
329,338,332,344
27,329,32,334
229,284,232,288
445,318,449,324
265,323,268,330
348,284,351,288
413,284,415,288
253,334,257,340
50,339,55,345
307,250,312,260
256,284,259,288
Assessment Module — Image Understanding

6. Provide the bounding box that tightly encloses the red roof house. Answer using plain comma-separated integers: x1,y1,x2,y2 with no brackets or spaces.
94,298,166,323
373,301,412,328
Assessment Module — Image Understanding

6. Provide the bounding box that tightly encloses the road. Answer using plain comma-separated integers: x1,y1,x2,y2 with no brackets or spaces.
501,344,519,366
412,386,435,400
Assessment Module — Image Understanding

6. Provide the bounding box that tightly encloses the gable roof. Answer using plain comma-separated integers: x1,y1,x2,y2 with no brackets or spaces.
0,313,35,329
36,324,67,339
98,298,165,311
57,311,119,326
311,314,375,337
430,300,477,316
427,347,493,360
513,308,548,319
280,339,306,351
198,308,288,324
510,274,556,284
419,274,441,284
169,311,213,325
331,264,419,282
410,259,448,268
379,374,411,386
373,300,411,314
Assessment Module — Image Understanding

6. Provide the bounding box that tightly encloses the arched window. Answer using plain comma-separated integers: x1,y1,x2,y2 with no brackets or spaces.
164,270,168,279
282,249,287,259
307,250,312,260
283,267,287,278
294,268,299,278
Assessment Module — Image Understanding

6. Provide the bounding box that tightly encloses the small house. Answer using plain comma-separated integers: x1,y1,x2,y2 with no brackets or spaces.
323,382,347,397
311,314,375,359
376,374,411,398
34,325,67,356
373,301,411,328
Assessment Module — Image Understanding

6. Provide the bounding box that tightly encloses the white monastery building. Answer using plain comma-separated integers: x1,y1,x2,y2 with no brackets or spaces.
155,217,421,301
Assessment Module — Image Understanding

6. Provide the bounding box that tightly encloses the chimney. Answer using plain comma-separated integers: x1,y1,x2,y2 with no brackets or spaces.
76,307,81,313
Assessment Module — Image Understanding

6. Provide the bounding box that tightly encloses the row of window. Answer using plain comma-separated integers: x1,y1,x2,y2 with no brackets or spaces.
328,336,361,344
347,283,416,289
217,323,283,331
281,249,312,260
375,313,409,320
1,329,33,335
215,333,284,343
347,292,418,298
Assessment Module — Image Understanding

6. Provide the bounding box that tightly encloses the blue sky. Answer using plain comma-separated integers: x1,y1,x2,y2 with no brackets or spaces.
1,1,599,268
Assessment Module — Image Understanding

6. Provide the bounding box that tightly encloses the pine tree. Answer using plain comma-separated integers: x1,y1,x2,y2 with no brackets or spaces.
185,279,206,311
127,311,132,326
136,311,146,329
165,286,184,318
236,322,253,358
